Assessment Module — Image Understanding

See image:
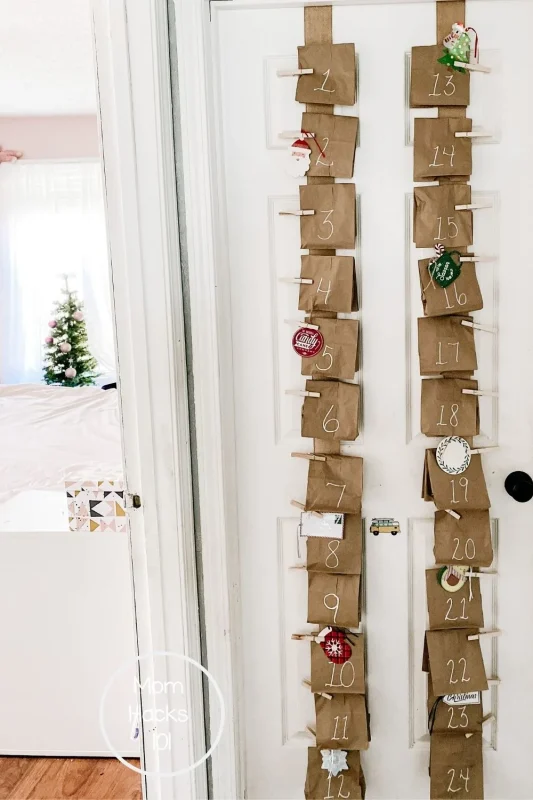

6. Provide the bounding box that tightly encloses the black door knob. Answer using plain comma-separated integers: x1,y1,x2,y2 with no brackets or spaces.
505,471,533,503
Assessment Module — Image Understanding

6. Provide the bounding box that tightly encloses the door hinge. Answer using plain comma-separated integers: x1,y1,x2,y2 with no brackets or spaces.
126,493,142,509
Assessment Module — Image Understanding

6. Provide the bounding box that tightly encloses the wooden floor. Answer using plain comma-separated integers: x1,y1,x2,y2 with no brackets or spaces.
0,758,142,800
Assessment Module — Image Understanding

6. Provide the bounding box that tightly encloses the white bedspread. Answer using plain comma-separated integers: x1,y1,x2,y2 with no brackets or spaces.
0,384,123,499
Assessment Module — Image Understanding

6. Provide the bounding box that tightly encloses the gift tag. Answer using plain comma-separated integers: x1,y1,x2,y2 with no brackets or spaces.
292,326,324,358
437,565,469,593
300,512,344,539
443,692,481,706
436,436,471,475
286,138,311,178
438,23,476,73
429,246,462,288
319,629,352,664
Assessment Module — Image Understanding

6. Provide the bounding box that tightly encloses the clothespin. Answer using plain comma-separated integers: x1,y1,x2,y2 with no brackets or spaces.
469,446,498,456
277,68,314,77
291,452,327,462
445,509,461,520
302,679,332,700
455,203,492,211
285,319,320,330
453,61,491,73
280,277,314,285
279,209,315,216
292,632,319,642
306,725,317,738
455,130,492,139
487,678,500,686
286,389,321,398
467,630,501,641
279,130,315,139
461,320,497,334
464,570,498,578
459,255,495,263
462,389,498,398
291,499,322,517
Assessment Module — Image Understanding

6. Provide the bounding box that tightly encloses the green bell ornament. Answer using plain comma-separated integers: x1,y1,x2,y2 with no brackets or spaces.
438,23,478,74
428,245,462,289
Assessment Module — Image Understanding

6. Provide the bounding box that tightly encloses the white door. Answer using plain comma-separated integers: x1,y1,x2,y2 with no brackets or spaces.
211,1,533,797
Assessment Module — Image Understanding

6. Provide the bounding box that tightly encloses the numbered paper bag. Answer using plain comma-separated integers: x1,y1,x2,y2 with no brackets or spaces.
300,184,356,250
410,45,470,108
418,316,477,376
315,694,369,751
311,637,365,695
302,380,360,441
421,378,479,437
305,747,364,800
427,676,483,736
308,572,360,628
423,450,490,511
302,112,358,179
307,513,362,575
434,510,493,568
430,733,483,800
426,568,484,631
296,44,356,106
419,259,483,318
414,118,472,181
302,318,359,381
414,185,473,249
299,255,356,313
423,630,488,696
306,454,363,514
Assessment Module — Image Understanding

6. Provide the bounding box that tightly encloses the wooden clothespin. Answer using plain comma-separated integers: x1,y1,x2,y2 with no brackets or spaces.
465,570,498,579
291,452,327,462
470,446,498,456
302,679,332,700
488,677,500,686
279,209,315,216
455,203,492,211
454,61,491,74
286,389,321,398
279,130,315,139
277,68,314,77
462,389,498,398
291,499,323,517
292,632,318,642
285,319,320,330
455,130,492,139
467,630,502,641
280,277,314,285
445,509,461,520
461,320,497,334
459,255,495,263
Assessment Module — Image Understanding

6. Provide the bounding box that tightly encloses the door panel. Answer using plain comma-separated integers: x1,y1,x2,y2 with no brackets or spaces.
212,1,533,797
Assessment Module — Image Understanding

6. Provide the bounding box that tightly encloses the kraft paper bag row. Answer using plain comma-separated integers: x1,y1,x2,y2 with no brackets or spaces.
414,118,473,181
414,184,473,249
300,184,356,250
305,748,364,800
299,255,357,314
419,259,483,318
410,45,470,108
302,318,359,380
426,568,484,632
311,637,365,695
308,572,361,628
302,112,358,179
421,378,479,438
434,510,494,568
427,676,483,736
306,455,363,514
302,380,360,441
423,630,488,696
423,450,490,511
315,693,369,751
418,316,477,376
307,513,363,575
430,733,484,800
297,44,356,107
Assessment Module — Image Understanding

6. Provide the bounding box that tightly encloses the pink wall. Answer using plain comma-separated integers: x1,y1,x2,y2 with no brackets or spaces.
0,115,99,160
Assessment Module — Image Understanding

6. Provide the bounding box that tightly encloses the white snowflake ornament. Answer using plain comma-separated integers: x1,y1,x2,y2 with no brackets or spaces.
320,749,349,778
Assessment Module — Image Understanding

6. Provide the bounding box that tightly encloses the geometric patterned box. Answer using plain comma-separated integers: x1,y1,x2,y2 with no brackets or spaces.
65,480,127,532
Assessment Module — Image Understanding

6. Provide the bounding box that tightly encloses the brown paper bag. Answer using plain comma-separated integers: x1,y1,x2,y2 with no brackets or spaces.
424,630,488,696
300,184,356,250
424,450,490,511
311,637,365,695
302,112,358,179
306,455,363,514
302,318,359,381
315,694,369,751
418,316,477,376
296,44,356,107
434,510,493,568
419,260,483,318
414,118,472,181
307,513,362,575
299,255,356,313
427,676,483,736
305,747,363,800
426,569,484,631
308,573,360,628
302,380,360,441
421,378,479,437
414,185,473,249
410,45,470,108
430,733,484,800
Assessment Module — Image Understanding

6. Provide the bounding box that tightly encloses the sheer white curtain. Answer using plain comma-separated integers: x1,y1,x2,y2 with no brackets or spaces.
0,161,116,384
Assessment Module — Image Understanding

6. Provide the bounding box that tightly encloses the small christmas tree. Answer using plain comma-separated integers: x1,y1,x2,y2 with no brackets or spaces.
43,277,99,387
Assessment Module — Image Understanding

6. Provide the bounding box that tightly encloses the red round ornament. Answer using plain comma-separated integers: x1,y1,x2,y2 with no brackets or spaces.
292,326,324,358
320,630,352,664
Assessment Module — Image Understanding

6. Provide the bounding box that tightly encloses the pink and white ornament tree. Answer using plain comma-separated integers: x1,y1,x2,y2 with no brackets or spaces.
43,277,98,387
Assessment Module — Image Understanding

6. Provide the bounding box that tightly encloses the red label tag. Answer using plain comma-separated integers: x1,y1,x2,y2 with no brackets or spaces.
292,326,324,358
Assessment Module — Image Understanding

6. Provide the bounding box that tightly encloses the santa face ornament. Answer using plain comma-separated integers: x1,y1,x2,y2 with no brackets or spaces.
286,138,311,177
